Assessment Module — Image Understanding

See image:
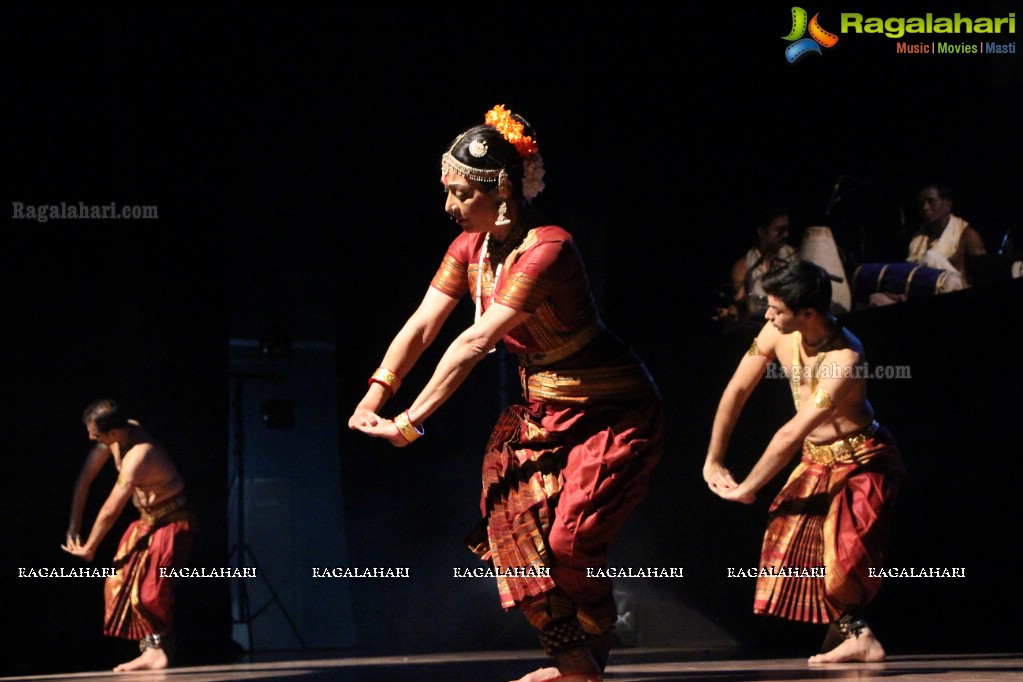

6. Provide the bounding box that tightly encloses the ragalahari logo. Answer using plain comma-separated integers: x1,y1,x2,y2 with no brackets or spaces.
783,7,839,63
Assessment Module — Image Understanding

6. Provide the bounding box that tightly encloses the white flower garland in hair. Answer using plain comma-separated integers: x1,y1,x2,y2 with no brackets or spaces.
522,153,545,201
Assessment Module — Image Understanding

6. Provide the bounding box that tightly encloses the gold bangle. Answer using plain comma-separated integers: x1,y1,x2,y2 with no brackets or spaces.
394,410,424,443
369,367,401,394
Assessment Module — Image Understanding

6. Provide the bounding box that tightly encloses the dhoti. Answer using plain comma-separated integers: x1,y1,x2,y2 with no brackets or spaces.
104,496,195,640
754,422,904,623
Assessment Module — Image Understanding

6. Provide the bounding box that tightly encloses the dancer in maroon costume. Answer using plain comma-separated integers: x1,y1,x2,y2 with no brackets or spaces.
350,106,663,682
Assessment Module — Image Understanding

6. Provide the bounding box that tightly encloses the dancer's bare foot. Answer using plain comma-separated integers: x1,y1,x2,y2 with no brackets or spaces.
511,648,602,681
511,669,601,682
113,646,169,672
511,667,562,682
808,627,885,664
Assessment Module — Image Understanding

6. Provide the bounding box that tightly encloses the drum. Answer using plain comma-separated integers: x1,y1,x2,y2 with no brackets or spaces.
799,226,851,313
853,262,953,302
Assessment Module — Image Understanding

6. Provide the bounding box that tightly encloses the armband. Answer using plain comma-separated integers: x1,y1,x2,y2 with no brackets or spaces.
813,388,833,409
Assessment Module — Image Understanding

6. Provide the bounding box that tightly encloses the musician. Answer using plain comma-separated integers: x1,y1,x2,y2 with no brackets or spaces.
715,205,796,324
907,181,986,285
868,182,986,306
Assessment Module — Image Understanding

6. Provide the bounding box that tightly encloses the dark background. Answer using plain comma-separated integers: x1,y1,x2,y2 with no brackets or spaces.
4,1,1021,676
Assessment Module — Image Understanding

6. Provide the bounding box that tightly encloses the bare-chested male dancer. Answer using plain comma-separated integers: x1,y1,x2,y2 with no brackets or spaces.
63,399,195,671
703,260,904,663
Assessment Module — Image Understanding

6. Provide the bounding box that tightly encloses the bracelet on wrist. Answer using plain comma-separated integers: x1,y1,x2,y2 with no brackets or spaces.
368,367,401,394
394,410,424,443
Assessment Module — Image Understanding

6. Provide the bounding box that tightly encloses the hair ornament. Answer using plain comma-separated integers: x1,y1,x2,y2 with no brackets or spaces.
469,139,488,158
484,104,545,200
484,104,539,159
520,153,545,200
440,105,546,200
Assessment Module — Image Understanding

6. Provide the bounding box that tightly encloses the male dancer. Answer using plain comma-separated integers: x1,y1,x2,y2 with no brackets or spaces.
63,399,194,671
704,260,904,663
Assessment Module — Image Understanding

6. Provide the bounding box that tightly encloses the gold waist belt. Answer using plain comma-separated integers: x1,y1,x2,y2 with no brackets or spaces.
139,495,189,525
802,421,879,466
516,320,604,368
521,364,654,405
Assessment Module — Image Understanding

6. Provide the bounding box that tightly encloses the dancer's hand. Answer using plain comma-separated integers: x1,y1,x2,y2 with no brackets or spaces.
704,462,738,493
348,406,380,430
714,485,756,504
352,415,410,448
61,535,96,561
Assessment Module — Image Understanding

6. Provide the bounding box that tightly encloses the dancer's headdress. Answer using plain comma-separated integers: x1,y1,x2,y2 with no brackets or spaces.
441,104,545,200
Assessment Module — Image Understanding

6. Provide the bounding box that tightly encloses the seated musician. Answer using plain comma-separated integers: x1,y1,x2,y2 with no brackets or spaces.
715,205,796,324
869,181,985,306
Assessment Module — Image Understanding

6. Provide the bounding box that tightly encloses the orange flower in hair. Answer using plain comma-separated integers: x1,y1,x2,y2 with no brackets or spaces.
484,104,539,158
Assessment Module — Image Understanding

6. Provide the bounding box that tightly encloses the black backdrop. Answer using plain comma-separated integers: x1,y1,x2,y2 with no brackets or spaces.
4,2,1021,676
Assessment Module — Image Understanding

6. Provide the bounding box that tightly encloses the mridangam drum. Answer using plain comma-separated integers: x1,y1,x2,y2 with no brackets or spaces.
853,262,953,302
799,226,851,313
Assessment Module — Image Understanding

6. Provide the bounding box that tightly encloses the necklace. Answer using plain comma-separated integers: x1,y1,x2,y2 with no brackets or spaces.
802,331,833,350
487,223,526,266
790,330,834,410
473,232,511,357
474,233,502,325
474,222,532,329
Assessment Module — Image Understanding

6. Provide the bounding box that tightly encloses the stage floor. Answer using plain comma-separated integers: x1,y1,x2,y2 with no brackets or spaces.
2,649,1021,682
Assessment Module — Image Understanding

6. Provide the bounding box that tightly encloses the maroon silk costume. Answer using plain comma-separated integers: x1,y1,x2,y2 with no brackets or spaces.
104,496,195,641
431,226,664,637
753,422,903,623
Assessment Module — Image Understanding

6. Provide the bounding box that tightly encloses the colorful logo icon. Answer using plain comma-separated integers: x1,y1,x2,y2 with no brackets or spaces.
783,7,839,63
